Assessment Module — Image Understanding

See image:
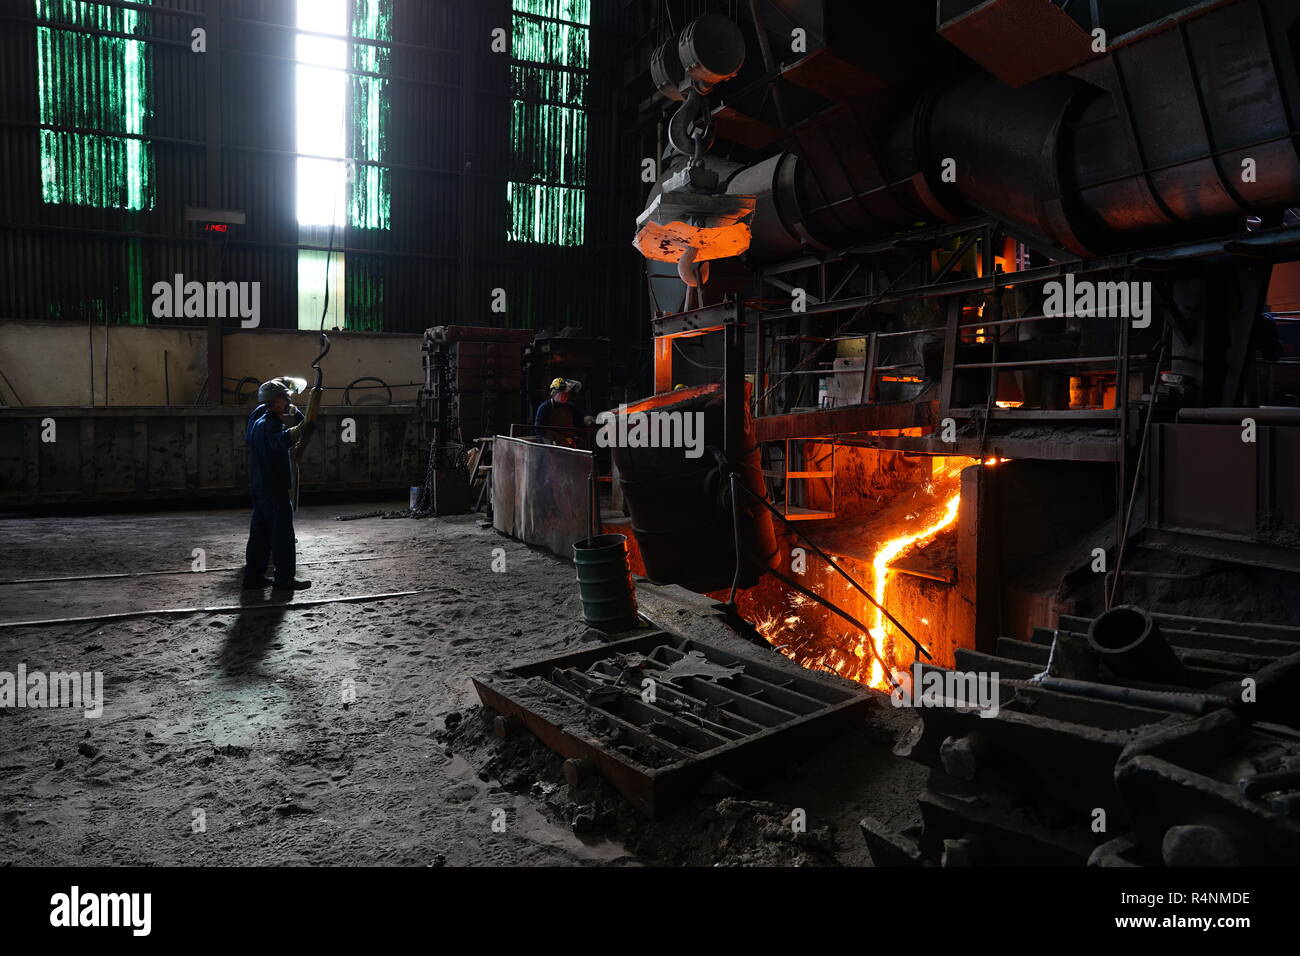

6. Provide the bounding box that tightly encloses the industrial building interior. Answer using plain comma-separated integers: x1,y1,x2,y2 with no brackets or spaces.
2,0,1300,887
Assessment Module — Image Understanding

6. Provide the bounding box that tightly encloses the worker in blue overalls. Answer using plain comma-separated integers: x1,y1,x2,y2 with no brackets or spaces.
242,380,314,593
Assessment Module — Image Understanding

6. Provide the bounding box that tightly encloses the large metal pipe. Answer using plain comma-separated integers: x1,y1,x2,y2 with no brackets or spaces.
1177,407,1300,425
711,0,1300,263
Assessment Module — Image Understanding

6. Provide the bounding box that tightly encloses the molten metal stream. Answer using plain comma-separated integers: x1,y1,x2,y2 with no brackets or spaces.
863,491,962,687
753,457,1006,691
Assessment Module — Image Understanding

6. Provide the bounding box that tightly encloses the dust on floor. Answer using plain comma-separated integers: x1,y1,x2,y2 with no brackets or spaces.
0,502,922,866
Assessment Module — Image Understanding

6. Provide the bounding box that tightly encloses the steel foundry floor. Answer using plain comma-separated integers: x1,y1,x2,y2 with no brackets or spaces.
0,501,922,866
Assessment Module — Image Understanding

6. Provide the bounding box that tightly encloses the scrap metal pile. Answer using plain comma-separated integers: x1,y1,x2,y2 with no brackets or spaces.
862,606,1300,866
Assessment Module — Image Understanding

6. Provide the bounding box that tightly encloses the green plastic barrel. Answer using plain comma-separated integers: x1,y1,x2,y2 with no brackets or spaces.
573,534,639,632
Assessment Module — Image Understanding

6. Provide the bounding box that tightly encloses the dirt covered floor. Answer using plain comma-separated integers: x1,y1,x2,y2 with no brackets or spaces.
0,501,922,866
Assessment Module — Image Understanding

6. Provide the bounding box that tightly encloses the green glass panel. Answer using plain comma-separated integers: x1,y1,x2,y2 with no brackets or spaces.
35,0,153,210
344,259,384,332
512,0,591,27
507,9,588,244
511,14,589,69
348,0,391,230
508,182,585,246
511,63,587,106
509,100,586,186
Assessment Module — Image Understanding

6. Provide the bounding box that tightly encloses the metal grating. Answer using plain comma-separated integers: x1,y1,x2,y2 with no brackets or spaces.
473,629,872,816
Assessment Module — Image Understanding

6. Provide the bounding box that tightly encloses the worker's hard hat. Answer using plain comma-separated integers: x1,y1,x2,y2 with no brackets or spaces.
257,380,291,405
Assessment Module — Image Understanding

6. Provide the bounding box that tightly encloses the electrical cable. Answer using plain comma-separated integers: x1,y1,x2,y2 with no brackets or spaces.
232,376,261,403
343,376,392,405
671,338,724,371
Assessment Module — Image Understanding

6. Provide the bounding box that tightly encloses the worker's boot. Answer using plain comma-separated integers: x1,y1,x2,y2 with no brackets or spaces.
244,567,274,590
271,579,311,593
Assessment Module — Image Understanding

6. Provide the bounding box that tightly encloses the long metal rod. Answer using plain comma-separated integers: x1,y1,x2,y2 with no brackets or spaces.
103,305,110,405
0,554,405,587
589,455,598,545
734,480,931,660
87,314,94,408
0,362,22,405
1107,334,1169,609
958,313,1059,331
0,589,432,631
1113,269,1132,602
955,354,1141,370
746,551,901,690
727,472,744,605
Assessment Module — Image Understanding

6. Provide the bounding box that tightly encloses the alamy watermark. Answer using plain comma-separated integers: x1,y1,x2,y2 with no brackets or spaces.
1043,273,1151,328
151,274,260,327
595,406,706,459
0,664,103,718
890,662,999,718
50,887,150,936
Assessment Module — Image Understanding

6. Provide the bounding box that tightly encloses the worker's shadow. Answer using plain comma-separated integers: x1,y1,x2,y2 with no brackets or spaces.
217,588,294,676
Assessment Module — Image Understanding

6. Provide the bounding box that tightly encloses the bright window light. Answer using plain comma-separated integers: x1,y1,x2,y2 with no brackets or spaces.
296,0,347,329
296,0,347,228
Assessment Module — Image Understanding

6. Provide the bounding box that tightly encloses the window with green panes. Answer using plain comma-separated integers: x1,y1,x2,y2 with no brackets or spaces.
349,0,392,233
295,0,392,331
35,0,154,212
508,0,590,246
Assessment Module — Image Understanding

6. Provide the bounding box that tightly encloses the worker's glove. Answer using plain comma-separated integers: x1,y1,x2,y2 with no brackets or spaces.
287,420,316,445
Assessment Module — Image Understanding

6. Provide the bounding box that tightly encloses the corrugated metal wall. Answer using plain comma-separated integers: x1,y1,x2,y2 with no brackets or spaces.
0,0,645,351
